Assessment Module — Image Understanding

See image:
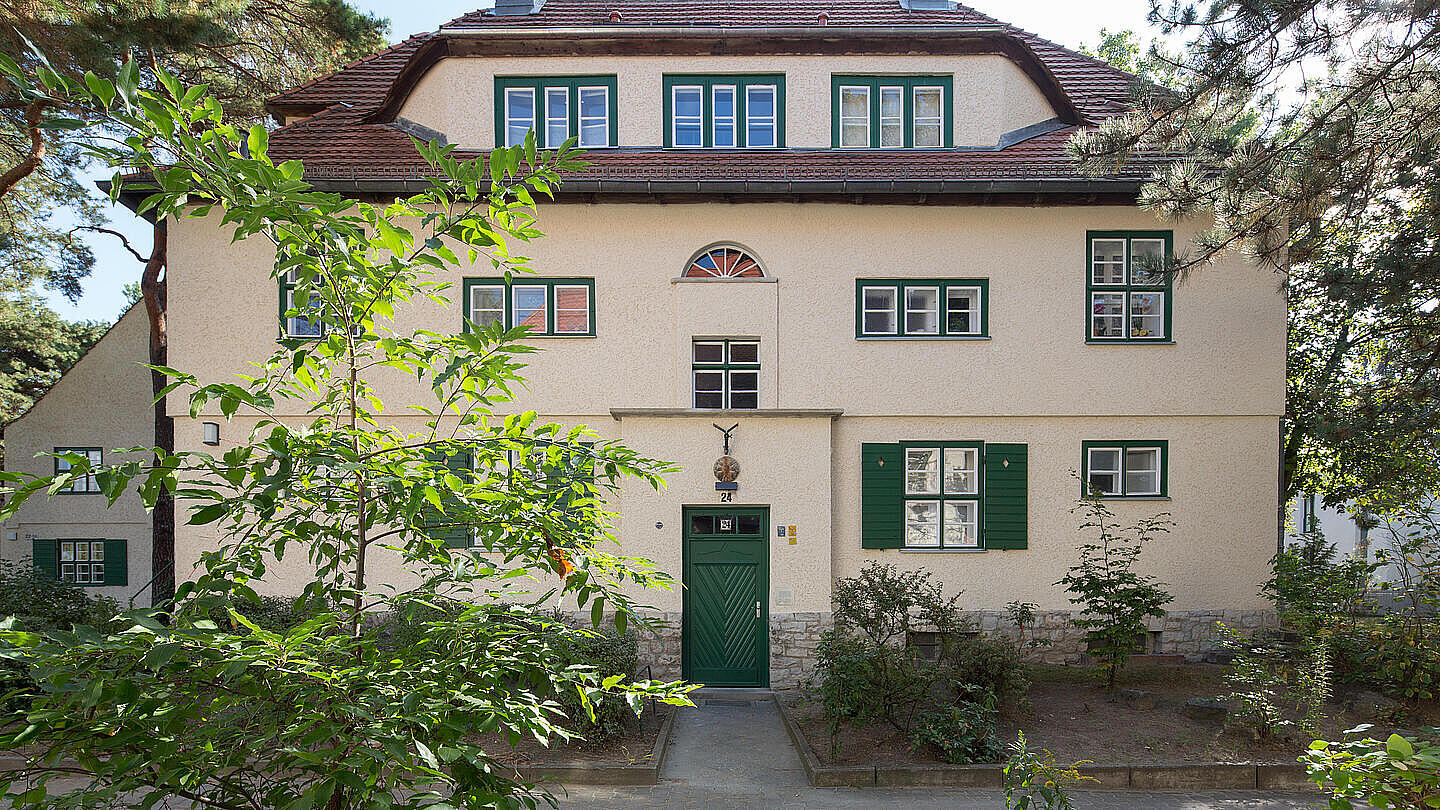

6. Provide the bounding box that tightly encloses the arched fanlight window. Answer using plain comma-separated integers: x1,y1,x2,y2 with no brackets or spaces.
684,245,765,278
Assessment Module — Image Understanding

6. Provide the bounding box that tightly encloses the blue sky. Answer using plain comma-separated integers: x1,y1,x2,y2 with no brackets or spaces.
42,0,1158,323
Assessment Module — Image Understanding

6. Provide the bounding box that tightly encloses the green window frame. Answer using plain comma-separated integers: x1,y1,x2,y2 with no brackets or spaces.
855,279,988,338
1301,495,1319,533
1086,230,1173,343
53,447,102,494
420,443,597,549
831,75,954,148
662,74,786,148
1081,440,1169,498
494,76,619,149
860,442,1029,550
32,538,126,586
462,278,596,337
692,339,760,409
279,270,326,340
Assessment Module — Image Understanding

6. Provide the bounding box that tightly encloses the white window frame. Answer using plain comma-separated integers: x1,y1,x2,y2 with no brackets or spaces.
861,285,899,335
552,284,592,335
904,286,941,335
912,85,945,147
56,448,103,493
744,85,778,148
577,86,609,147
59,540,105,585
879,86,904,148
945,286,983,336
1091,238,1128,286
468,284,506,330
712,85,737,148
1124,447,1163,496
1086,447,1122,496
1086,444,1165,497
503,87,537,148
672,85,704,147
511,285,549,334
544,87,570,147
903,444,981,549
691,339,760,409
839,85,870,148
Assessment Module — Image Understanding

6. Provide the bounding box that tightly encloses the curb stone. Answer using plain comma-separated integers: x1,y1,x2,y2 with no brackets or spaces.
772,697,1316,791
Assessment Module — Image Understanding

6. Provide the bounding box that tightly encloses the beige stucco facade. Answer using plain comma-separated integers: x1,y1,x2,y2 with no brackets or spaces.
398,54,1059,149
1,305,154,606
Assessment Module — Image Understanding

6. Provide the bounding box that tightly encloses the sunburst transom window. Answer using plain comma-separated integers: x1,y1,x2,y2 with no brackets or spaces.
684,246,765,279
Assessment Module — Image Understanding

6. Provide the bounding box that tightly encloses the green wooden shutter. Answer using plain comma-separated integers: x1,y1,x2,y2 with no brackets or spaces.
103,539,128,587
984,443,1028,549
422,449,474,548
32,538,58,580
860,443,903,549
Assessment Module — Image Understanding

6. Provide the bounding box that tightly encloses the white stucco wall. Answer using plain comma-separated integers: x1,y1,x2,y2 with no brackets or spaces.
162,199,1284,615
396,53,1059,149
1,305,154,606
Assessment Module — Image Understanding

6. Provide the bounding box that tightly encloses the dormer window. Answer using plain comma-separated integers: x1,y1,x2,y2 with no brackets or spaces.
664,75,785,148
495,76,617,148
832,75,954,148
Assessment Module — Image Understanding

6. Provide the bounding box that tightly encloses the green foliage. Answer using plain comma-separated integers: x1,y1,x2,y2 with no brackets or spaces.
1057,491,1174,688
814,632,938,735
1003,731,1094,810
907,690,1002,765
946,632,1030,709
1219,624,1332,741
1265,532,1374,632
0,58,693,809
1005,599,1051,653
0,558,116,635
552,621,643,745
830,561,967,648
1303,727,1440,809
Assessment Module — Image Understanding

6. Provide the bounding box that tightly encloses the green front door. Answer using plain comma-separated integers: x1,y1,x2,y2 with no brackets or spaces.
683,506,769,687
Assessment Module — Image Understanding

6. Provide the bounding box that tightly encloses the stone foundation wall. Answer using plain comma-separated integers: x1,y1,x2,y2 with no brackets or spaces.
598,608,1275,687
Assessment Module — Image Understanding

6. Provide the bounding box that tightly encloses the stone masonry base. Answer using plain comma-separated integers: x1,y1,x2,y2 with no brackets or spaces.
615,609,1277,690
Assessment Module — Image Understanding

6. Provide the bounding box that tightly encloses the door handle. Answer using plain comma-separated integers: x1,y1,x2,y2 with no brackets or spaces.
755,600,761,619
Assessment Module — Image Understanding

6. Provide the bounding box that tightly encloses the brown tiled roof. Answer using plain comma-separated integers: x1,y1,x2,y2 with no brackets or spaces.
265,0,1154,192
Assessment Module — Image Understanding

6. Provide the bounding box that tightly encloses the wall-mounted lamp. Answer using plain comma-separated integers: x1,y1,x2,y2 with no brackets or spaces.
202,421,221,446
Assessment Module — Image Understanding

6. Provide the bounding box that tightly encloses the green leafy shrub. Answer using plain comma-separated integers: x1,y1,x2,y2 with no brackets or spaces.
1057,490,1174,688
1003,731,1094,810
181,593,334,635
1302,727,1440,809
1006,599,1051,653
1219,623,1333,740
553,623,642,744
815,632,939,734
945,632,1030,708
1264,532,1373,633
0,558,117,633
907,689,1002,764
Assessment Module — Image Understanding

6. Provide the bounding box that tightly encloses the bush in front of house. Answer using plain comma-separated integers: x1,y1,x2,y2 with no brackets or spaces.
0,558,118,634
552,623,643,745
812,563,1019,762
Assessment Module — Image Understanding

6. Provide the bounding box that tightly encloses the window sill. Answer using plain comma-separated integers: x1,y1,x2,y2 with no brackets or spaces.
898,547,987,554
523,334,597,339
1091,495,1172,501
857,336,990,341
1086,340,1176,345
671,276,777,284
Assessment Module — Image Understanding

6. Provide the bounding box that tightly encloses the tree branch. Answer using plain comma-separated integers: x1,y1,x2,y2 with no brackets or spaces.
0,99,53,198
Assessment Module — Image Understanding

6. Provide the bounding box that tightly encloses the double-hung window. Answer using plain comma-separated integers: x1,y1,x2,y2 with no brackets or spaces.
54,447,102,493
902,443,982,548
496,76,618,148
1087,231,1173,342
692,339,759,409
856,279,987,338
1082,440,1168,497
833,75,953,148
281,270,325,338
463,278,595,337
664,75,785,148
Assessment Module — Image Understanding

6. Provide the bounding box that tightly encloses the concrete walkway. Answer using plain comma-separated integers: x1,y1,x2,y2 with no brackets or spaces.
553,693,1328,809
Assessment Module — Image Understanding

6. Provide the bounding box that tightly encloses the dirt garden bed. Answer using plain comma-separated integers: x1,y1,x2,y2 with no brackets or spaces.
473,702,676,785
784,663,1440,768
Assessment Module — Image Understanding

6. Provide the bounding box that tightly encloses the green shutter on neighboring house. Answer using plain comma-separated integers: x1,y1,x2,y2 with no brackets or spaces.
983,443,1028,549
860,443,903,549
103,539,128,587
32,538,58,580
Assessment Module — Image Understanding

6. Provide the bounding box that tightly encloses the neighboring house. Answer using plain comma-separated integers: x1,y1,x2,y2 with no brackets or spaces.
0,305,153,606
1287,494,1435,604
11,0,1285,686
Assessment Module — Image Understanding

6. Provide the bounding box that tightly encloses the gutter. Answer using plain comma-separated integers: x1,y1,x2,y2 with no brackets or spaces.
304,177,1141,196
435,24,1010,37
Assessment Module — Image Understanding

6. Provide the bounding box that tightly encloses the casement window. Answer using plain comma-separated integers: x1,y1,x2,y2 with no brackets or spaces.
421,444,594,548
31,539,126,587
1081,440,1168,498
462,278,595,337
855,279,987,338
1087,231,1173,342
860,442,1027,550
280,270,324,339
54,447,102,493
495,76,618,148
832,75,954,148
692,339,759,409
663,75,785,148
